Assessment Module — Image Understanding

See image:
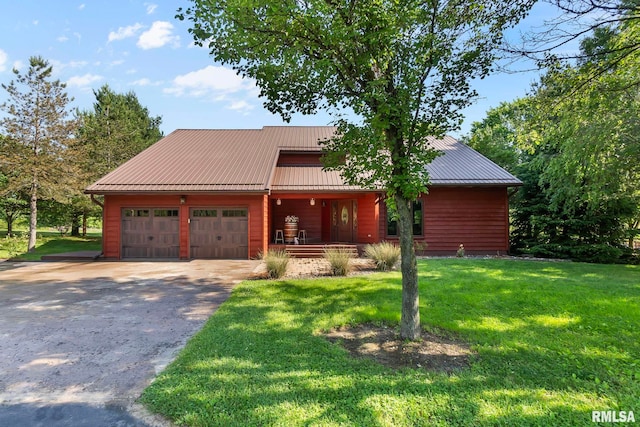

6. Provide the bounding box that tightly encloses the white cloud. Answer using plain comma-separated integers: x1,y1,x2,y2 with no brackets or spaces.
0,49,8,72
145,3,158,14
57,35,69,43
165,66,257,112
165,66,252,97
131,78,161,86
66,73,103,88
132,78,151,86
137,21,179,49
78,4,85,10
227,100,254,113
108,23,144,43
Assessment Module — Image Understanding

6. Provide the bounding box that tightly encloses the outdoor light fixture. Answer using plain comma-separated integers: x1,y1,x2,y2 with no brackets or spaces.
310,198,316,206
180,196,186,204
276,198,282,205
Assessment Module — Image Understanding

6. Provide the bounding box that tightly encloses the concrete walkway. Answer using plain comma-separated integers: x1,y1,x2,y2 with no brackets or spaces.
0,259,260,426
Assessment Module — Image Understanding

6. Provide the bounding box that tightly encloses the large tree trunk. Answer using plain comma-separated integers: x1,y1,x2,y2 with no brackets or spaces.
396,194,420,340
28,185,37,252
7,217,13,236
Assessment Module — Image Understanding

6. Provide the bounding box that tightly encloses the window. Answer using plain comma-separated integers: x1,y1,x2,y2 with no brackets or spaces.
387,200,423,236
154,209,179,217
192,209,217,217
222,209,247,217
123,209,149,217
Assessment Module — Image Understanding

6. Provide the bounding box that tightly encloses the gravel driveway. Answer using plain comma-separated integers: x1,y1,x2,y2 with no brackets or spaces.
0,259,260,426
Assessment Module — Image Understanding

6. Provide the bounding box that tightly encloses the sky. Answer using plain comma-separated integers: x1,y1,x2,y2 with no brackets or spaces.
0,1,560,138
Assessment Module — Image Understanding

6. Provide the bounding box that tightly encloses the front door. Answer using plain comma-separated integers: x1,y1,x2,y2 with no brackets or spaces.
332,200,357,242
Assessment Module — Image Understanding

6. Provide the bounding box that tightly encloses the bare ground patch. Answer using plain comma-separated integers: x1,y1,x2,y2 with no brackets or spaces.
323,323,474,372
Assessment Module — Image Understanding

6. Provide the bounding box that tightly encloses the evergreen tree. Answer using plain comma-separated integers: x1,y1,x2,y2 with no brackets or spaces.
0,57,78,251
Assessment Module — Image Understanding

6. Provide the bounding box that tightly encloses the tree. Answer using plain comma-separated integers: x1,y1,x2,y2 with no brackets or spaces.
72,84,163,236
179,0,536,339
76,84,163,179
0,57,78,251
467,22,640,262
509,0,640,87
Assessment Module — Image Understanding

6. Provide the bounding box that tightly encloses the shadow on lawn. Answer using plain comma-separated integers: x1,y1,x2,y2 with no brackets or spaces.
140,265,638,426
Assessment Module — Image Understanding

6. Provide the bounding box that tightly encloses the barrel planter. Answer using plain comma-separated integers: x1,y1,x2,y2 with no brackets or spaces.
284,222,298,244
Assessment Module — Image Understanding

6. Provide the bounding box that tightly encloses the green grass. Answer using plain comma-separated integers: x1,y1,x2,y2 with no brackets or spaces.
0,230,101,260
140,259,640,426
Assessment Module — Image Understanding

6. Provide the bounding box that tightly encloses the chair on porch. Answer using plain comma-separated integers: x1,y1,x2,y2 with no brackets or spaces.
297,229,307,244
274,229,284,244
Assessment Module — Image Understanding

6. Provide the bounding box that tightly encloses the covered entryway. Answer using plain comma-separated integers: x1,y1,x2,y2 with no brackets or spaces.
121,208,180,258
190,208,248,259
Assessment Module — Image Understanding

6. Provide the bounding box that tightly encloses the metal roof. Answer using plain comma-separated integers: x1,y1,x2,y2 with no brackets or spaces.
86,126,521,194
427,136,522,186
271,167,363,191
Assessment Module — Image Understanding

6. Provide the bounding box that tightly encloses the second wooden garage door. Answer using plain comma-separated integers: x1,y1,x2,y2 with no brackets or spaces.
189,208,248,259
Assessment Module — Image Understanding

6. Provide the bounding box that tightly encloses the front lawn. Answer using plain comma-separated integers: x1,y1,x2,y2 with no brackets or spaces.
141,259,640,426
0,230,101,260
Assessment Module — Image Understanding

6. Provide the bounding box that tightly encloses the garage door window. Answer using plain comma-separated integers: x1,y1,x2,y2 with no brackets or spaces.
154,209,179,217
124,209,149,217
192,209,217,217
222,209,247,217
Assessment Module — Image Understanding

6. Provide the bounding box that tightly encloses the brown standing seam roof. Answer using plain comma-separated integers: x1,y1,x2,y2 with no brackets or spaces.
85,126,521,194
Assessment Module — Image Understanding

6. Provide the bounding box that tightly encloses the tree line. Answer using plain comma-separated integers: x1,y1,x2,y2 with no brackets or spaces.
0,57,163,251
464,15,639,263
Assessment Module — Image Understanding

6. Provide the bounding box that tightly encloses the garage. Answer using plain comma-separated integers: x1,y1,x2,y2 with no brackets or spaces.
121,208,180,258
190,208,248,259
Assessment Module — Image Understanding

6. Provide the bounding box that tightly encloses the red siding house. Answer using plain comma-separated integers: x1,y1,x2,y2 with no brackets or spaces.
85,126,521,259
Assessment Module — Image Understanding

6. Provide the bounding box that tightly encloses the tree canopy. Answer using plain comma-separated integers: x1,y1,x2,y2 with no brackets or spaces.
77,84,163,181
467,18,640,262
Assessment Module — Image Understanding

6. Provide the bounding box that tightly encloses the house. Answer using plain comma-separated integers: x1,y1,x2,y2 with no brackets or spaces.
85,126,521,259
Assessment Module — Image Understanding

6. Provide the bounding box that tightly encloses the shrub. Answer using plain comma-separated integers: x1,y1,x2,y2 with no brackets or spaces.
323,248,352,276
528,243,623,264
364,242,401,271
264,250,290,278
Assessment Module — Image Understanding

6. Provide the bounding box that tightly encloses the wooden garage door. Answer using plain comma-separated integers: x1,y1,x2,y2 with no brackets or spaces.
190,208,248,259
121,209,180,258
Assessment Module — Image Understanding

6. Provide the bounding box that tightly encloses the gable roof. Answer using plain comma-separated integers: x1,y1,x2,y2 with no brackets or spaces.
85,126,521,194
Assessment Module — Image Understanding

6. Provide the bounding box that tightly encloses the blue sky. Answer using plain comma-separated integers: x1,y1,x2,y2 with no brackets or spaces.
0,1,558,137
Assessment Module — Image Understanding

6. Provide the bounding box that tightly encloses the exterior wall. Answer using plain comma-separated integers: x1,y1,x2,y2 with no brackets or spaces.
380,186,511,254
276,152,323,166
355,193,380,244
272,198,323,243
102,193,267,259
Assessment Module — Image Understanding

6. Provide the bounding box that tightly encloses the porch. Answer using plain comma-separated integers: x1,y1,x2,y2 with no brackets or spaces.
268,193,381,251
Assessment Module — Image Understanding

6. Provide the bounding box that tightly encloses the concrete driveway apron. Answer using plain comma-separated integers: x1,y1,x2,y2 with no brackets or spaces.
0,259,260,426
